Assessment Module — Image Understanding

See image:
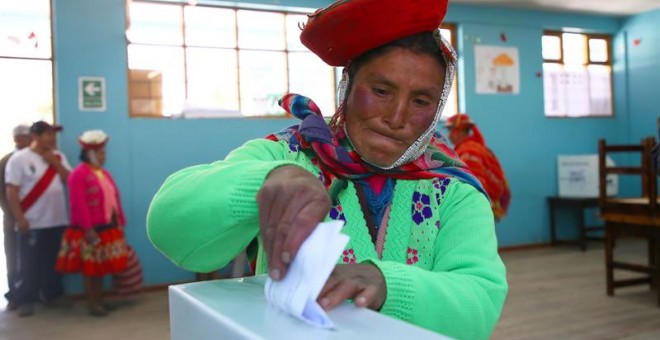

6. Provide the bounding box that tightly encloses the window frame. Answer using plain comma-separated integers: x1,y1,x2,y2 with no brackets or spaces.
125,1,338,119
439,22,459,118
0,0,56,126
542,30,614,118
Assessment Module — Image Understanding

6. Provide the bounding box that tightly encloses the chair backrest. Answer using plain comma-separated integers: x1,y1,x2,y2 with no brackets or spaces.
598,137,657,210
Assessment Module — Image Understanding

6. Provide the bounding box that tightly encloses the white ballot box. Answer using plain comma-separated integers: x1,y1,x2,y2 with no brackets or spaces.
169,275,451,340
557,154,618,197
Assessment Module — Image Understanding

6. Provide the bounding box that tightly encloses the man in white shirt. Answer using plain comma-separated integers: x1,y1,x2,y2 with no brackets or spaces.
5,121,73,317
0,124,32,311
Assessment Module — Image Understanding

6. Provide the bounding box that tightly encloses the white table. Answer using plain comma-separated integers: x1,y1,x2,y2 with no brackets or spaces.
169,275,450,339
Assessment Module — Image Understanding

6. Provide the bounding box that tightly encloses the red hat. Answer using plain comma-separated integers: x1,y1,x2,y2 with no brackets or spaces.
444,114,475,129
78,130,109,151
300,0,449,67
445,114,486,144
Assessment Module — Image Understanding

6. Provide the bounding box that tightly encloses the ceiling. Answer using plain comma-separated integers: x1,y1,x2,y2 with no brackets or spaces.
450,0,660,16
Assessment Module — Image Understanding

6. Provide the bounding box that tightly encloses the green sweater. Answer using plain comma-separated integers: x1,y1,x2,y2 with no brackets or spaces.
147,139,507,340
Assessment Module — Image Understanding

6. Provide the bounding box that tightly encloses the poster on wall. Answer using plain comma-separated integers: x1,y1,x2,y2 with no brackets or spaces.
78,76,106,111
474,45,520,94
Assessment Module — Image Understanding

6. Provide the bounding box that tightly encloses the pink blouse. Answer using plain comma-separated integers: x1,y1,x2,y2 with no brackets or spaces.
68,163,126,229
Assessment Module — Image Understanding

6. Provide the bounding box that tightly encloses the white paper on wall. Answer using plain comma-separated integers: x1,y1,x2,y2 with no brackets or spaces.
475,45,520,94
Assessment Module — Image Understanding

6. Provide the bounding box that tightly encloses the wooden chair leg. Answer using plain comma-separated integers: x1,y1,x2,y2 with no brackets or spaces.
655,236,660,307
653,235,660,307
605,224,615,296
650,237,656,267
649,237,657,291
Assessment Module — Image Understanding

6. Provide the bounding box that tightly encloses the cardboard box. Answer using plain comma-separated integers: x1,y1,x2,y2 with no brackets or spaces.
557,154,618,198
169,275,450,340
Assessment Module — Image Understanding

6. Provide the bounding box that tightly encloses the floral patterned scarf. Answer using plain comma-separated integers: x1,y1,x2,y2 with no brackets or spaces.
265,93,487,198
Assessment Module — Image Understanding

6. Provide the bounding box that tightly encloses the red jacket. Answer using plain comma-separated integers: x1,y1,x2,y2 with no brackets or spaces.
454,135,511,220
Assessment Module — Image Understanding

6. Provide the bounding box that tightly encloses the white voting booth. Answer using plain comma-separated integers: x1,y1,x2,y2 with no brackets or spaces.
557,154,618,197
169,275,451,340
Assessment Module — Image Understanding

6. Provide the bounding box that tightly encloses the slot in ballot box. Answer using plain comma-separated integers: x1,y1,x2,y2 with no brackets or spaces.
169,275,451,340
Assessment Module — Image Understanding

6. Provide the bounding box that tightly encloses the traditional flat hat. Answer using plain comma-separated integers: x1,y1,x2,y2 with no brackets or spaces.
300,0,449,67
78,129,109,150
444,114,475,129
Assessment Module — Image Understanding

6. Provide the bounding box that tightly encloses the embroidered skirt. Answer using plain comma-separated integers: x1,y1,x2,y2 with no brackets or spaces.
56,225,129,277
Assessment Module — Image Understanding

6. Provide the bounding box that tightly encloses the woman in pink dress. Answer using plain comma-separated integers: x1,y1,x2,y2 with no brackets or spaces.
56,130,129,316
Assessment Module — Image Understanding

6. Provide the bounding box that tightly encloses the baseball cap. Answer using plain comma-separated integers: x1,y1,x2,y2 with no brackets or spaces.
30,121,63,135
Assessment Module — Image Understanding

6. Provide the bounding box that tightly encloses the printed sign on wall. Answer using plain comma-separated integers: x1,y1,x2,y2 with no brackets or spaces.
474,46,520,94
78,76,106,111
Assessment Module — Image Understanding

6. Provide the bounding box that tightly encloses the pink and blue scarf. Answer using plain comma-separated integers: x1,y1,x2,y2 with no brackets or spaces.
266,94,486,197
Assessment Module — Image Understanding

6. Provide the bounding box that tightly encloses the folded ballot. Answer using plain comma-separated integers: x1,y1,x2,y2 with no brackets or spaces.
264,220,349,329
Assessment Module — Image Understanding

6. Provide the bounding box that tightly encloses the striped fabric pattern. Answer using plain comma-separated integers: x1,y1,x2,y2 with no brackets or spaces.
112,246,143,296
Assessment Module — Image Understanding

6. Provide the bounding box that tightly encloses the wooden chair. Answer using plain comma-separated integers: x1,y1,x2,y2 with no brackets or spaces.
598,137,660,306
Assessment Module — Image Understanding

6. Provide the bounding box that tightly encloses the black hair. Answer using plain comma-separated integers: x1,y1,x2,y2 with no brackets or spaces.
344,32,447,100
79,149,91,163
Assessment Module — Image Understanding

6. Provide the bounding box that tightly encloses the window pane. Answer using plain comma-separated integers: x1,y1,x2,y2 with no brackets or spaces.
0,0,51,58
286,14,307,51
562,33,587,65
184,6,236,48
442,77,458,118
587,65,612,115
239,51,287,116
543,63,592,117
563,64,591,117
589,38,608,63
289,52,335,116
128,2,183,45
542,35,561,61
237,10,285,50
439,28,452,46
128,45,185,116
0,58,52,154
185,48,239,115
543,63,566,117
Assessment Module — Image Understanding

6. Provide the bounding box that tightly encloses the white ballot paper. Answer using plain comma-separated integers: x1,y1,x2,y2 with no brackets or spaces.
264,220,349,329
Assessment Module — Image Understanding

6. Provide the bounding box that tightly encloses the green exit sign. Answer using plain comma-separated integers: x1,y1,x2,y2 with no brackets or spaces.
79,77,106,111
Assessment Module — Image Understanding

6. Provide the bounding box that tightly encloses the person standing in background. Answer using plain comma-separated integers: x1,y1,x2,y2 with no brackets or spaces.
0,124,32,311
445,114,511,221
56,130,130,317
4,121,73,317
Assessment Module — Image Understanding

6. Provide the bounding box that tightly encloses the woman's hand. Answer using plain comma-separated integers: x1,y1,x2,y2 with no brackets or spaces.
257,165,331,281
318,263,387,311
84,229,100,245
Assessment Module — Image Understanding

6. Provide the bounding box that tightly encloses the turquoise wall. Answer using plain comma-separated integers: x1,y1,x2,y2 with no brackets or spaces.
618,9,660,142
447,5,626,245
50,0,656,288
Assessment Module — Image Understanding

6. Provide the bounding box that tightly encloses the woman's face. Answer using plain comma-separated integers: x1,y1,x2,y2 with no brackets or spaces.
344,48,445,167
95,146,106,167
